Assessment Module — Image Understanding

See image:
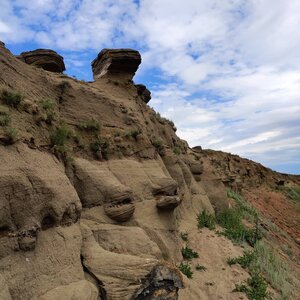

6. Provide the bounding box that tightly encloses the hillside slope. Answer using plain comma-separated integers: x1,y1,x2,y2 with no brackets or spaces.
0,42,299,300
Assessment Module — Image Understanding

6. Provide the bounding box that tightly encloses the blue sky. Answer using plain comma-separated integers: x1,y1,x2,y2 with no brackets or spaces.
1,0,300,174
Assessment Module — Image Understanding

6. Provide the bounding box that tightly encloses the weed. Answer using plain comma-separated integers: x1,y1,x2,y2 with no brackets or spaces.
77,119,100,132
1,89,24,108
181,246,199,260
40,99,56,124
234,273,268,300
90,138,109,159
178,262,193,278
180,232,188,241
50,124,73,146
152,139,165,156
126,129,140,141
227,251,255,269
3,127,18,144
197,210,216,230
173,146,181,155
196,264,207,271
0,111,10,126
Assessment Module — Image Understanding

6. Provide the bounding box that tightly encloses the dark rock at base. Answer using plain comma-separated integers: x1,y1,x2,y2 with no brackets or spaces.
17,49,65,73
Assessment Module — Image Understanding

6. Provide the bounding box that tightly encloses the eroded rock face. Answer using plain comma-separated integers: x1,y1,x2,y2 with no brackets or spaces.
17,49,65,73
135,84,152,103
91,48,141,80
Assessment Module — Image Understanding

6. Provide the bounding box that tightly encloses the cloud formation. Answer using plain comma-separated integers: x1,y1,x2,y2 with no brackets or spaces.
0,0,299,173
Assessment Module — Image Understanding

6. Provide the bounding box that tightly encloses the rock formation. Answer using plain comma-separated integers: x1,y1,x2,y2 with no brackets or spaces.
17,49,65,73
0,41,299,300
91,48,141,80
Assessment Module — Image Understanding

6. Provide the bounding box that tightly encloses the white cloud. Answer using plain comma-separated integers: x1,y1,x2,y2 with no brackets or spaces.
0,0,300,173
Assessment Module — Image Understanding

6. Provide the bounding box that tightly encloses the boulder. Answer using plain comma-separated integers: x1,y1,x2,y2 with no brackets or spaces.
17,49,65,73
135,84,151,103
91,48,141,80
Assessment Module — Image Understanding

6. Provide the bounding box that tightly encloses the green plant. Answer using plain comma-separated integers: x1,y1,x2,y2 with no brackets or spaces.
152,139,165,156
52,145,73,165
90,138,109,159
180,232,188,241
1,89,24,108
173,146,181,155
0,111,10,126
126,129,140,141
4,127,18,144
279,186,300,210
178,262,193,278
227,251,255,269
181,246,199,260
197,210,216,230
50,124,73,146
196,264,207,271
77,119,100,132
216,206,262,246
40,99,57,124
234,273,268,300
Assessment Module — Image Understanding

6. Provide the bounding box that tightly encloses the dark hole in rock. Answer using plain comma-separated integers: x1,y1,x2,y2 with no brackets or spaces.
41,215,56,230
0,225,10,237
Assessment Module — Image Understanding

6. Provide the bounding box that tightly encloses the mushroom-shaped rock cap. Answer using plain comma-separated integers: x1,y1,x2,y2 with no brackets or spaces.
91,48,141,80
18,49,65,73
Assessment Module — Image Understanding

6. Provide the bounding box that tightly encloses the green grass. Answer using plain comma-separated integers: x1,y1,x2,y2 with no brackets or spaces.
234,273,268,300
90,138,109,159
152,139,165,156
4,127,18,144
227,250,255,268
50,124,73,146
77,119,101,132
40,99,57,124
1,89,24,108
197,210,216,230
279,186,300,210
181,246,199,260
0,111,11,126
126,129,140,141
178,262,193,278
173,146,181,155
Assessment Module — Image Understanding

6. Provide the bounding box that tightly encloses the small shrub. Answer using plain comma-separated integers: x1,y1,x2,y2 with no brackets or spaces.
173,146,181,155
197,210,216,230
40,99,56,124
0,111,10,126
180,232,188,241
196,264,207,271
90,138,109,159
178,262,193,278
181,246,199,260
51,124,73,146
77,119,100,132
52,145,73,165
1,89,24,108
126,129,140,141
234,273,268,300
152,139,165,156
227,251,255,269
4,127,18,144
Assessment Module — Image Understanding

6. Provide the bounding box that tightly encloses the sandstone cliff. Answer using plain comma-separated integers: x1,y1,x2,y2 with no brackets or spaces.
0,42,299,300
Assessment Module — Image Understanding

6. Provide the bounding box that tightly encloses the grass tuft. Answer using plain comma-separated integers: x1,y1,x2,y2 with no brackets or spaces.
1,89,24,108
77,119,101,132
197,210,216,230
181,246,199,260
0,111,11,126
178,262,193,278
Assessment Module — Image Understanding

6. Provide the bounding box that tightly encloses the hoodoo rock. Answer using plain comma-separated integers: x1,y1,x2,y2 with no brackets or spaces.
135,84,151,103
91,48,141,80
17,49,65,73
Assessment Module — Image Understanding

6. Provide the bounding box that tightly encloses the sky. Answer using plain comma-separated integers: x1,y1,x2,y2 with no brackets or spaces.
0,0,299,174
